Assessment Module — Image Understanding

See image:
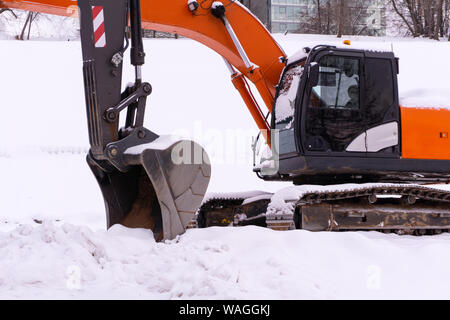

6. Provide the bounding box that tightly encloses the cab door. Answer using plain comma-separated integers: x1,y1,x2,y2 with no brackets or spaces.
301,50,400,158
302,52,366,155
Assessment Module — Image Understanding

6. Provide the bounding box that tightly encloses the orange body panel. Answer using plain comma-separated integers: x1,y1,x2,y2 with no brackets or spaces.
401,106,450,160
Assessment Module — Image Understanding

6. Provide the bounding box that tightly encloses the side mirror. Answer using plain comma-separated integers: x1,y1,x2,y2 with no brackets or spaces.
308,62,319,88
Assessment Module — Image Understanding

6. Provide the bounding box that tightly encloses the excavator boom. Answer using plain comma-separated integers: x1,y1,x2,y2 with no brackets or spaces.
1,0,286,138
1,0,285,85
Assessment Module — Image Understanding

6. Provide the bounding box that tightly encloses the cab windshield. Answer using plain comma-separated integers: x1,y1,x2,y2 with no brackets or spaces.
274,61,305,130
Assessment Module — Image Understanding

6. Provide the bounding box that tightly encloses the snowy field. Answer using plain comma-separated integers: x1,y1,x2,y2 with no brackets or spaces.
1,33,450,299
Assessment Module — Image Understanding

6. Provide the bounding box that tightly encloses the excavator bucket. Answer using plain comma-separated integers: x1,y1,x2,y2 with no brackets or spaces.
87,138,211,241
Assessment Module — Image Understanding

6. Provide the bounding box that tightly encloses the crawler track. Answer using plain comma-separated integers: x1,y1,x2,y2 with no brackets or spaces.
197,185,450,235
296,185,450,235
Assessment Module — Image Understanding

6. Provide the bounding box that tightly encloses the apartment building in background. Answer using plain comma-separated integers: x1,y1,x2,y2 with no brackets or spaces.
238,0,272,30
240,0,387,36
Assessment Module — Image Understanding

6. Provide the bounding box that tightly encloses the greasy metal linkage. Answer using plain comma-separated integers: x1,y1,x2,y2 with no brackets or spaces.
104,82,152,125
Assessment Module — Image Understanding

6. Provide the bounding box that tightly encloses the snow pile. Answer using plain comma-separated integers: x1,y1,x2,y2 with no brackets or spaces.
400,88,450,110
0,222,323,299
3,222,450,299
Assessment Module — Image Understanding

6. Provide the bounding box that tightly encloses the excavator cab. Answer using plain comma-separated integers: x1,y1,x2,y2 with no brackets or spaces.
300,47,399,157
255,45,449,184
255,45,405,184
78,0,210,240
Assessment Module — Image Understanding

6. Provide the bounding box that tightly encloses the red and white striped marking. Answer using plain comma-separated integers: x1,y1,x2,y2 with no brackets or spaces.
92,6,106,47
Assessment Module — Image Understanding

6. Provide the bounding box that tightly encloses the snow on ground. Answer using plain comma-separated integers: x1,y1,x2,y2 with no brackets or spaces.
1,34,450,299
3,223,450,299
0,11,79,40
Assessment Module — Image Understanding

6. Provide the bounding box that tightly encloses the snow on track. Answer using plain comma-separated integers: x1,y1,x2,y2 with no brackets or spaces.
267,183,450,215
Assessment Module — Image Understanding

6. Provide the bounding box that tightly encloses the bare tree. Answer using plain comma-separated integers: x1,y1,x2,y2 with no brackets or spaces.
16,12,30,40
27,11,39,39
326,0,332,34
347,1,378,35
337,0,345,37
435,0,444,39
0,7,17,38
316,0,322,34
299,0,376,37
16,11,39,40
444,0,450,39
391,0,448,40
299,0,338,35
299,0,334,34
391,0,416,36
0,8,17,18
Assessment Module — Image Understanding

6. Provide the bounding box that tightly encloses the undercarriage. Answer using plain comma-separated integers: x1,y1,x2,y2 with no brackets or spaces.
196,185,450,235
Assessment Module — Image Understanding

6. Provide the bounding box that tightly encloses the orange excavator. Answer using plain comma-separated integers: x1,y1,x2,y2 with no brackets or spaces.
2,0,450,238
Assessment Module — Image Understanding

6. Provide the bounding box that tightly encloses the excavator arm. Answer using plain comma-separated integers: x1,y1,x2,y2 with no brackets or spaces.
1,0,287,240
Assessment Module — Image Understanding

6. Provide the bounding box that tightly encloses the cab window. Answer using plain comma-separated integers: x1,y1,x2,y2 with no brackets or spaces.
273,61,305,155
274,63,304,130
309,56,360,110
305,55,363,152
